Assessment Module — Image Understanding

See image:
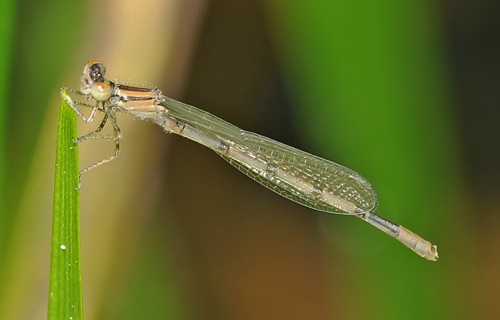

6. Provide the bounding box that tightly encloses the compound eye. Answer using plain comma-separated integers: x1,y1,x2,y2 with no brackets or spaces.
88,61,106,82
90,82,112,101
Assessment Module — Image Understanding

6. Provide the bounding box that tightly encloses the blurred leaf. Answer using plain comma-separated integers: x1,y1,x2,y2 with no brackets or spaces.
0,0,16,255
267,0,459,319
6,0,85,233
48,93,83,320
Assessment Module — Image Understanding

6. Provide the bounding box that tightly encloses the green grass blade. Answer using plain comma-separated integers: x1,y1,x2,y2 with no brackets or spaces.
48,94,83,320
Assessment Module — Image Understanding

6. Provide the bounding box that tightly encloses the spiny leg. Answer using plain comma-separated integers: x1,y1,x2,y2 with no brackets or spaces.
62,87,126,189
78,112,122,189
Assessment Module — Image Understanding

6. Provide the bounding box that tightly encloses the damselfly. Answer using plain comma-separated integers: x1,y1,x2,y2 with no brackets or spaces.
61,61,438,261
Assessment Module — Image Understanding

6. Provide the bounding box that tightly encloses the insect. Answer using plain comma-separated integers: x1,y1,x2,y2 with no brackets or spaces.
62,61,438,261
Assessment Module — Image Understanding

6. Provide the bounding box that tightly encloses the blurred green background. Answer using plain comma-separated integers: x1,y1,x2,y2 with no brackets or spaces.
1,0,498,319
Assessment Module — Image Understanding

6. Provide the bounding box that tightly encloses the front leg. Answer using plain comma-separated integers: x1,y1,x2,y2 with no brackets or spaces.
60,87,101,123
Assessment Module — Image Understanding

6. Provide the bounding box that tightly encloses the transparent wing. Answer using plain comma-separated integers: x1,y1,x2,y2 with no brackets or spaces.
160,96,378,214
